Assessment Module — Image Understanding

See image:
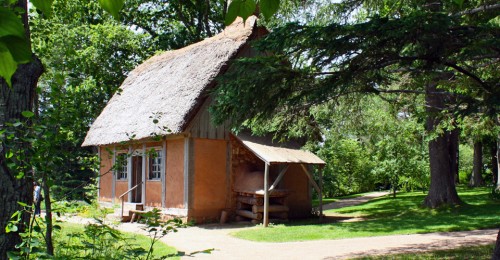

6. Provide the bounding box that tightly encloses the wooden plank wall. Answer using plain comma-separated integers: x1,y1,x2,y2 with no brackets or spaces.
188,99,230,140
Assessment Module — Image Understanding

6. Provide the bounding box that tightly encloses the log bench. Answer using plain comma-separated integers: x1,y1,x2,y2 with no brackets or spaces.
234,189,289,223
129,210,148,223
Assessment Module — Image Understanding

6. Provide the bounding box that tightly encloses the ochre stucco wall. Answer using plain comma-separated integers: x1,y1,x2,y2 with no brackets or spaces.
145,181,162,207
166,138,185,208
99,146,113,202
145,142,163,207
115,181,129,202
282,164,311,219
190,138,228,222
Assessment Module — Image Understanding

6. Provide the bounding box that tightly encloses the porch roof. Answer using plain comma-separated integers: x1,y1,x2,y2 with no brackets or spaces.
234,133,326,165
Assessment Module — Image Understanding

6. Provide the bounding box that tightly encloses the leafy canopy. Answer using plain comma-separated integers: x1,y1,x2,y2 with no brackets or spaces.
0,0,125,86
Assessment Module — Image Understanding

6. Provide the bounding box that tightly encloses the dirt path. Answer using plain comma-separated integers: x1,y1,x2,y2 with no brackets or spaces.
61,192,498,259
320,191,390,210
159,226,497,260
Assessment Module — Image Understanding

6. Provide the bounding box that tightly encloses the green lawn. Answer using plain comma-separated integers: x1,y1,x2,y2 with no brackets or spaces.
53,222,179,259
352,243,495,259
233,187,500,242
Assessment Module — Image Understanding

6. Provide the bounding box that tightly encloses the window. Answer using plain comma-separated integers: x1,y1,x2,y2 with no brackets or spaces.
148,150,162,180
116,153,128,180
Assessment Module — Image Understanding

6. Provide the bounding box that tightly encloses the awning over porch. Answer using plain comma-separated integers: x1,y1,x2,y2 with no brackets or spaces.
234,133,326,166
233,132,326,227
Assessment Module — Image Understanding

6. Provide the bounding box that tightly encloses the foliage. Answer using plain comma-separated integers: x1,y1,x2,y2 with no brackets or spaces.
120,0,225,50
318,137,375,197
6,204,59,259
232,187,500,242
0,0,126,86
212,8,500,129
226,0,280,24
139,209,190,259
55,220,179,259
312,95,429,197
29,0,156,201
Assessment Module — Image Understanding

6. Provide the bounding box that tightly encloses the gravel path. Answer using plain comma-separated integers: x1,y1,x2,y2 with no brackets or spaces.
61,192,498,259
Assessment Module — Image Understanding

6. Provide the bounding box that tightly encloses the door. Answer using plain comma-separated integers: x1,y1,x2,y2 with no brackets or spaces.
131,155,142,203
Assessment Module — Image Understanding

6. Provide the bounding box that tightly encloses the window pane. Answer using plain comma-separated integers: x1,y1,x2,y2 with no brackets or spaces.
149,150,162,180
116,153,128,180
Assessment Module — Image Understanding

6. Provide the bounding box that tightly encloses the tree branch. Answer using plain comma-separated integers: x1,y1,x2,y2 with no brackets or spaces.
454,4,500,16
442,61,491,93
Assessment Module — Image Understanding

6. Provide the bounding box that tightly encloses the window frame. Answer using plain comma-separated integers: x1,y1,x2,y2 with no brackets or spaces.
148,149,163,181
115,152,128,180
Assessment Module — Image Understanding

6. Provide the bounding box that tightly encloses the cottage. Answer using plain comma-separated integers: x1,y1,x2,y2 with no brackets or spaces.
83,16,325,225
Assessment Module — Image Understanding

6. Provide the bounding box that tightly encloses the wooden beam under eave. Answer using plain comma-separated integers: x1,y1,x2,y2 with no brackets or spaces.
269,165,289,191
301,164,323,221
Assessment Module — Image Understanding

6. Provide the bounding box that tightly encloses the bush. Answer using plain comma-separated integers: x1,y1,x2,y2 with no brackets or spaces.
318,137,375,197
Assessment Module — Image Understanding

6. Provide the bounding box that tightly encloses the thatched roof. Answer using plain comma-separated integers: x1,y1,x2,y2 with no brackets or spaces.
82,17,258,147
234,133,326,165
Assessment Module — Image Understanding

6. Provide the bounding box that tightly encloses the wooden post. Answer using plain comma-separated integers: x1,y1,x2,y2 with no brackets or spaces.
112,146,116,204
319,165,323,222
264,162,270,227
127,145,133,202
161,140,166,208
142,144,146,204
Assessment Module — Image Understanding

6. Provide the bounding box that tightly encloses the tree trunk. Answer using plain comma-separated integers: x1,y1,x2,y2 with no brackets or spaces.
497,137,500,189
0,58,43,259
450,128,460,184
493,229,500,260
42,174,53,256
470,141,484,187
0,2,43,258
423,83,462,208
492,142,498,185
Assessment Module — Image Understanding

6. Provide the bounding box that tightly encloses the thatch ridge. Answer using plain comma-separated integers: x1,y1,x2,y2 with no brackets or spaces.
83,17,258,147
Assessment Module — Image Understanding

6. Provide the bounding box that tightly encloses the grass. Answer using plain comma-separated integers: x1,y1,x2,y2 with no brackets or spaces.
53,222,179,259
233,187,500,242
352,243,495,259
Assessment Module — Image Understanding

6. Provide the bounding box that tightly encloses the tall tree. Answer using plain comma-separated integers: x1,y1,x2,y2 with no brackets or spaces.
0,0,136,257
470,140,485,186
214,1,500,208
0,1,43,258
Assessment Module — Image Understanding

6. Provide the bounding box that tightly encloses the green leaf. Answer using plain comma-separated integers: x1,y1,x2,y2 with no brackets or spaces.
21,111,34,118
17,201,28,207
6,251,20,260
31,0,53,18
0,41,17,87
0,8,25,38
260,0,280,21
225,0,256,25
6,223,18,233
5,150,13,159
15,171,24,179
2,36,31,63
33,225,41,233
98,0,124,20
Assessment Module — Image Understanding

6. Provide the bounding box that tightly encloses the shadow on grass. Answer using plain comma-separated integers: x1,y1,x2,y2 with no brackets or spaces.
272,187,500,235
